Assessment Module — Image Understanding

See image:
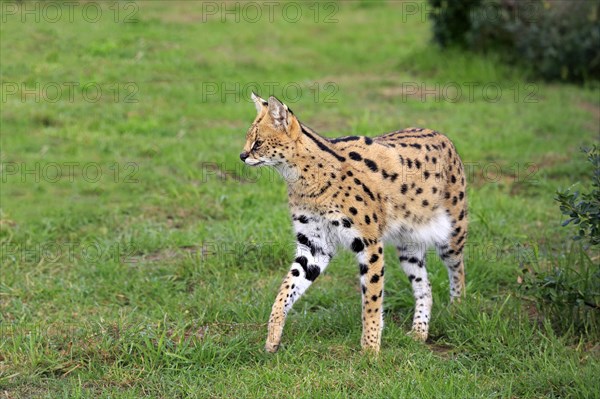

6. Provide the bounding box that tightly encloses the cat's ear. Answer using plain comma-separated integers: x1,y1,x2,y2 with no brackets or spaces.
251,91,268,114
268,96,300,139
268,96,290,129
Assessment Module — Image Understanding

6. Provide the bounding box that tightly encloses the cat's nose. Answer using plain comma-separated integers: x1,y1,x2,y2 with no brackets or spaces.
240,152,249,161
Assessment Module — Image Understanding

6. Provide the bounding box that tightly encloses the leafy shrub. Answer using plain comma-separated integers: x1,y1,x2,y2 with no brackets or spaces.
518,146,600,338
556,146,600,247
428,0,600,82
519,246,599,339
429,0,482,47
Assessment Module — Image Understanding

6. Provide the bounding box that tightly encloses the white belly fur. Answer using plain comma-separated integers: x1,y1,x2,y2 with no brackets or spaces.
384,211,452,249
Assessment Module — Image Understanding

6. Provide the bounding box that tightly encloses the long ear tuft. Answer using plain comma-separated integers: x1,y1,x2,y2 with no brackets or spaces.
251,92,267,114
268,96,289,129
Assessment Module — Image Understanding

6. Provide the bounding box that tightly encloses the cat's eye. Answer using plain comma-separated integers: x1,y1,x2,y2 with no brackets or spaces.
252,140,262,151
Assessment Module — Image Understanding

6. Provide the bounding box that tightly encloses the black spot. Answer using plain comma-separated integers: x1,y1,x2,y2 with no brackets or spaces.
347,170,353,177
349,207,358,215
422,200,429,207
369,254,379,263
349,152,362,161
407,159,413,168
362,285,367,294
458,209,465,221
410,143,422,149
297,233,310,248
355,195,363,202
432,187,438,194
362,184,375,201
373,213,378,223
370,274,380,283
416,187,423,195
408,257,419,264
432,157,437,164
451,175,457,184
414,159,421,169
364,137,373,145
359,263,369,275
330,136,360,143
291,269,300,277
297,233,319,256
371,295,378,302
415,277,422,282
401,184,408,194
297,215,309,224
295,256,308,269
302,127,346,162
351,238,365,253
342,218,352,228
459,191,464,200
364,215,371,225
364,159,378,172
452,196,458,206
424,171,430,180
305,265,321,281
408,274,415,282
331,220,340,226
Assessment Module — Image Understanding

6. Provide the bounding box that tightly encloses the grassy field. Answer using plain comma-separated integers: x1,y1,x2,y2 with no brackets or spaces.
1,1,599,397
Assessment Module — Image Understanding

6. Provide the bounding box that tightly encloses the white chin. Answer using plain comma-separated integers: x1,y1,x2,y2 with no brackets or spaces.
245,159,264,166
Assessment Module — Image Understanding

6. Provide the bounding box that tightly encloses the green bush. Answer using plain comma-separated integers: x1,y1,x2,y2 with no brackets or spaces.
556,146,600,247
428,0,600,82
519,245,599,339
429,0,482,47
518,146,600,339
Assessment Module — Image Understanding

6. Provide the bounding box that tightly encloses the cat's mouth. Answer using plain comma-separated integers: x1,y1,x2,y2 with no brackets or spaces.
245,159,264,166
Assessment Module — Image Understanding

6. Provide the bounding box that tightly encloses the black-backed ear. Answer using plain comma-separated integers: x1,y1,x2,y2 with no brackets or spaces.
268,96,291,129
251,91,268,114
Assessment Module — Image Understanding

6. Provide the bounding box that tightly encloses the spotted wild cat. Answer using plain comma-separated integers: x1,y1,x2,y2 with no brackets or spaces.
240,93,467,353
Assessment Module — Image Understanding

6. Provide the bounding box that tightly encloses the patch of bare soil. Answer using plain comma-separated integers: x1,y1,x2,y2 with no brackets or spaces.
577,101,600,134
429,342,455,359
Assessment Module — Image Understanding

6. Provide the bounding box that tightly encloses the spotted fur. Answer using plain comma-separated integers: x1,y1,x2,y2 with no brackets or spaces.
241,93,468,353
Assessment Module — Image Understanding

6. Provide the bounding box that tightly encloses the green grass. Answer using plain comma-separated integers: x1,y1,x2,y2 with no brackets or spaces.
1,1,599,397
